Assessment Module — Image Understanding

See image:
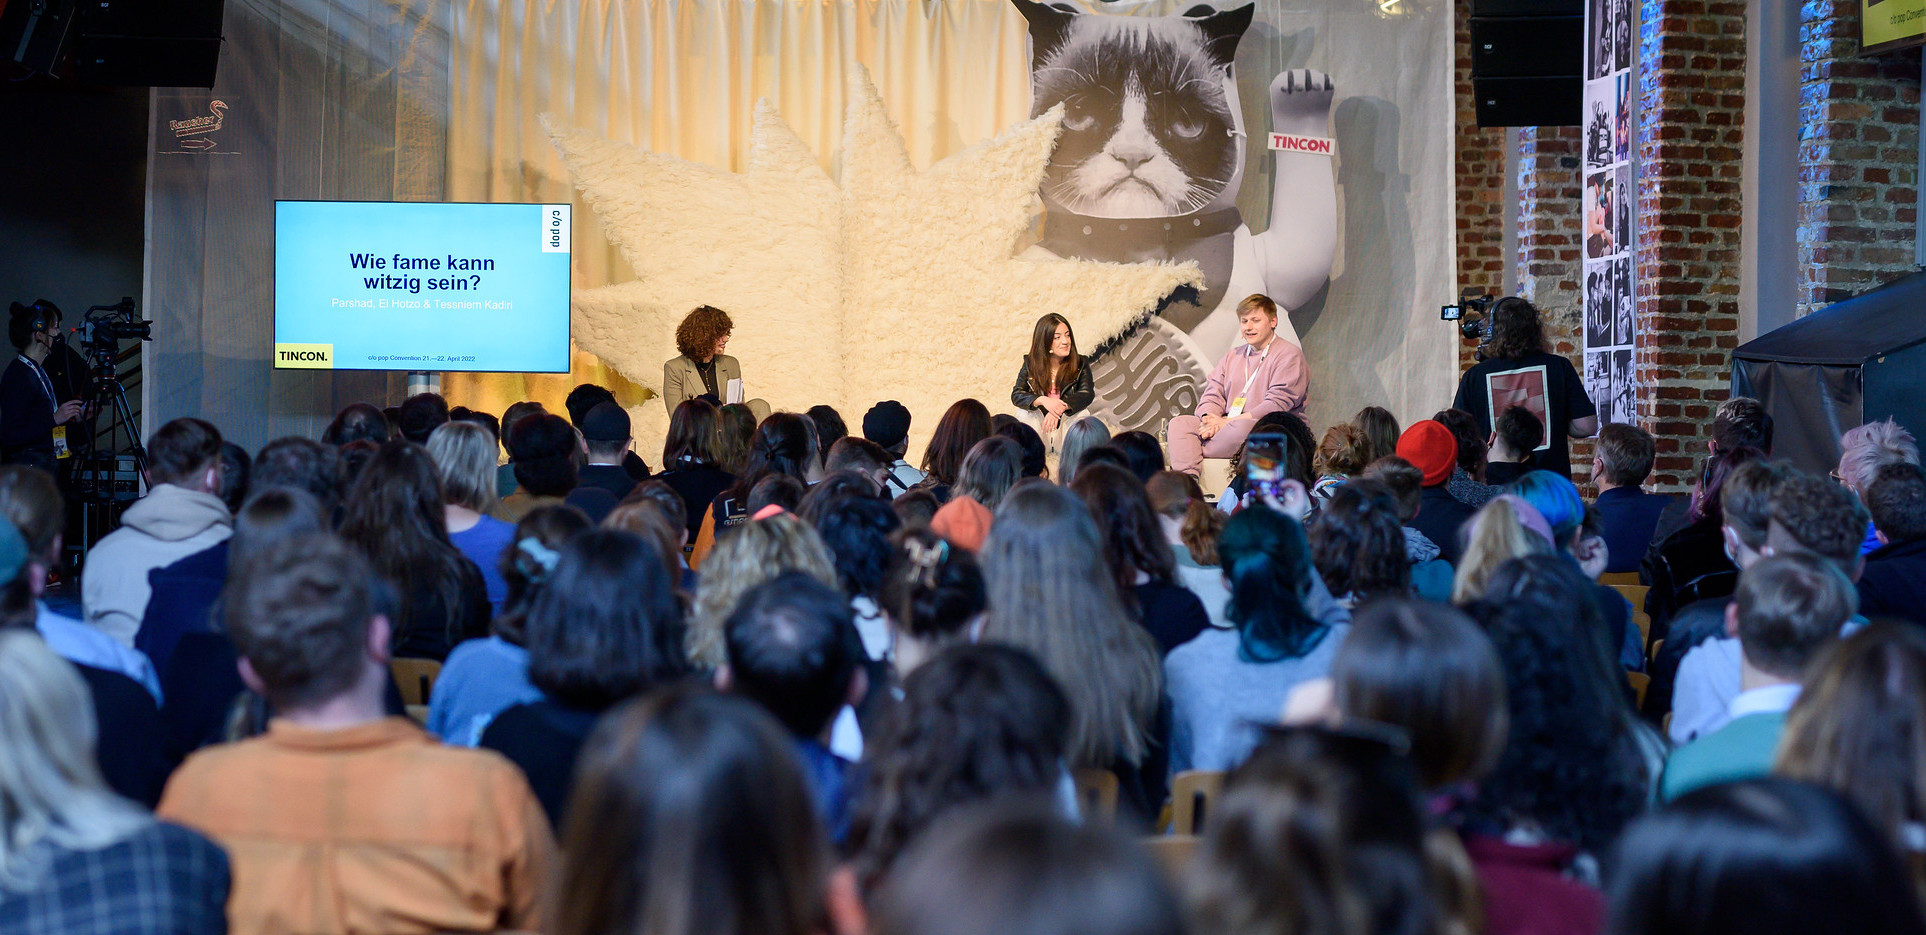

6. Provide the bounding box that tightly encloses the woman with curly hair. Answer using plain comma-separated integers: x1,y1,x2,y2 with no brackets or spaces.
1450,296,1598,479
662,305,768,418
1306,480,1411,607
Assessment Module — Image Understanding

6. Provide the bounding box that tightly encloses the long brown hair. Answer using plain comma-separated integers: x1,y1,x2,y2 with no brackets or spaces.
920,400,993,486
337,440,487,654
663,397,721,468
1024,314,1081,396
1145,470,1225,566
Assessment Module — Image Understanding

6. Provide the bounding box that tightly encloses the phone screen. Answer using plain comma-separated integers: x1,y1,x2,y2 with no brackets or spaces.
1243,431,1289,502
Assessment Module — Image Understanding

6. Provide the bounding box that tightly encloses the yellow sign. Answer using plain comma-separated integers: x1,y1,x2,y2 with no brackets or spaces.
274,343,334,369
1865,0,1926,54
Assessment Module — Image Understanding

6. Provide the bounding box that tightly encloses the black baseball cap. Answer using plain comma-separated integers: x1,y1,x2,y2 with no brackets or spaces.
579,401,631,442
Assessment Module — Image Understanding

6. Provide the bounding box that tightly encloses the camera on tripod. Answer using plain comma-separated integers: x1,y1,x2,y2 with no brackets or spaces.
74,298,153,372
1441,291,1498,360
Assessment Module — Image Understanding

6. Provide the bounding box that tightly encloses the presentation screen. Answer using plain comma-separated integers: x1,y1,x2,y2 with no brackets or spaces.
274,200,572,372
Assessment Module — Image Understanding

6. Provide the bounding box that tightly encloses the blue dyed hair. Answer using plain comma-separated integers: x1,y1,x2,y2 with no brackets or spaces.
1218,505,1328,663
1506,471,1585,547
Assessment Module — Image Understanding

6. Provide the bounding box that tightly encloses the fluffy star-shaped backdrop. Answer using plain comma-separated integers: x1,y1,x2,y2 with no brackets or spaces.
544,68,1200,452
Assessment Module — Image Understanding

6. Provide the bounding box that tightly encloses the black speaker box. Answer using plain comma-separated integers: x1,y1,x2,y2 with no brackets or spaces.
74,0,223,39
1474,76,1581,127
72,34,221,86
1471,0,1582,15
0,0,81,74
1470,15,1583,78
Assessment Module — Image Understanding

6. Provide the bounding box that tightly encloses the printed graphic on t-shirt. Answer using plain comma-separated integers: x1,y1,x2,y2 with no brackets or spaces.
1485,365,1551,452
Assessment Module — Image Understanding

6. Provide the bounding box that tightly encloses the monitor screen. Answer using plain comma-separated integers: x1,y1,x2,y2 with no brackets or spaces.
273,200,572,372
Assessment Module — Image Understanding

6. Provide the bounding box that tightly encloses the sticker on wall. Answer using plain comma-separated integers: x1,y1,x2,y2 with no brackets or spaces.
160,100,236,154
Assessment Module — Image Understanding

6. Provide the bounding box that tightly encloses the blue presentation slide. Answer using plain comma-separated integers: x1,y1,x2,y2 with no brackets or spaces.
273,201,572,372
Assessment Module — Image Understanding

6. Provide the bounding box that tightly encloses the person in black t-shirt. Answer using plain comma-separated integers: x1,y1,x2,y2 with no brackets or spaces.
1452,297,1598,479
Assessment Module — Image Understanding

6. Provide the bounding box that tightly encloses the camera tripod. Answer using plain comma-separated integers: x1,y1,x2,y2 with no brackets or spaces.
69,358,147,553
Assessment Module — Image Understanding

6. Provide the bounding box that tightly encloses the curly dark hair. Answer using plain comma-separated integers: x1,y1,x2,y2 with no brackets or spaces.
674,305,733,360
1307,481,1410,602
1462,555,1649,853
1432,409,1488,481
846,644,1070,889
1485,296,1547,361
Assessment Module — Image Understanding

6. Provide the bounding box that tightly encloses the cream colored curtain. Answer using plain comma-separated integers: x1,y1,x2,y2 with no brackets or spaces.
441,0,1040,417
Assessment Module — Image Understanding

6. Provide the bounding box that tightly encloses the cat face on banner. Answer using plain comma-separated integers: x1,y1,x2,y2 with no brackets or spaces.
1015,1,1253,219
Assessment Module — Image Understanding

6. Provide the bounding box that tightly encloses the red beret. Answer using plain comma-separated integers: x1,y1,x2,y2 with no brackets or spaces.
1396,420,1460,487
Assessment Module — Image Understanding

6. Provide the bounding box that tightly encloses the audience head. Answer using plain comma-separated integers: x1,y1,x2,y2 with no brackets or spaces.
251,437,342,517
556,686,831,935
930,495,995,554
862,400,913,456
1485,296,1547,360
1493,405,1544,462
996,422,1048,479
674,305,734,361
601,500,687,586
663,397,722,469
1869,462,1926,546
448,405,500,443
563,383,617,428
691,513,838,669
579,402,633,463
849,644,1069,889
880,528,986,674
1594,422,1656,488
525,528,689,711
1219,503,1328,663
1431,408,1488,483
1073,445,1130,479
1055,416,1111,487
797,471,883,522
1107,431,1165,483
1307,480,1411,603
715,403,759,475
954,437,1025,511
1687,444,1764,527
1394,421,1458,489
1507,470,1585,549
1711,396,1773,454
808,494,900,602
494,504,592,645
921,400,994,486
1717,459,1797,564
0,468,60,573
227,487,330,580
217,442,251,513
1351,405,1401,465
1839,418,1921,496
1145,470,1225,566
1331,599,1507,789
1451,496,1555,603
732,413,819,501
396,393,449,445
223,533,384,711
805,405,848,456
979,482,1159,768
146,417,223,493
1464,556,1646,852
336,439,379,490
825,437,890,487
426,420,502,514
871,800,1183,935
1361,455,1424,523
1726,553,1857,686
1766,472,1870,578
322,402,390,447
501,399,546,446
1072,463,1177,600
1246,411,1317,487
892,489,940,529
1313,423,1372,479
337,439,481,653
507,412,581,497
1606,779,1926,935
721,572,864,741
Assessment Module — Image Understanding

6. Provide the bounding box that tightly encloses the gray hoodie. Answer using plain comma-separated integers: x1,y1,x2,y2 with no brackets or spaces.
82,483,232,646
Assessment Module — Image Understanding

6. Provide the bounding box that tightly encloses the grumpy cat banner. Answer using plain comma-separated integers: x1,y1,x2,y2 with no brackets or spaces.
1012,0,1455,438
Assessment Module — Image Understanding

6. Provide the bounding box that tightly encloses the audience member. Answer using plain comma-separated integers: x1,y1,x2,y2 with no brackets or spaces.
1449,496,1555,604
322,402,389,448
879,527,985,677
1108,431,1165,484
576,401,643,501
1213,411,1318,515
715,402,759,476
0,631,230,932
495,411,581,523
448,405,500,442
807,404,849,457
848,644,1069,890
1433,408,1498,507
655,397,734,541
566,383,650,480
1661,555,1853,800
428,419,515,612
1308,480,1412,607
1710,396,1773,455
1859,461,1926,623
693,412,820,567
1352,405,1401,465
916,399,993,503
1310,422,1370,501
1166,495,1350,773
1642,446,1761,629
863,400,926,496
425,505,588,747
996,421,1048,480
337,438,380,490
1450,297,1598,478
929,493,994,553
1394,420,1475,565
159,533,554,933
749,473,807,515
552,686,850,935
395,392,449,446
1144,470,1231,630
1055,415,1111,487
603,499,690,593
1484,405,1544,486
690,512,838,669
84,417,231,646
1508,470,1636,667
495,400,547,498
808,493,899,662
338,440,490,661
1360,456,1455,602
826,436,892,491
250,435,343,514
953,437,1025,512
870,799,1183,935
720,573,867,840
1838,417,1919,553
1590,423,1676,574
1776,623,1926,900
1607,779,1926,935
1073,464,1210,654
480,529,690,826
215,441,251,514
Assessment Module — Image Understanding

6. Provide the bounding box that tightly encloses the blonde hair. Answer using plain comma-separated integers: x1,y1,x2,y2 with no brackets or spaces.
688,514,838,668
1236,294,1279,319
0,632,149,892
426,420,501,514
979,483,1161,768
1450,499,1554,604
1839,418,1920,493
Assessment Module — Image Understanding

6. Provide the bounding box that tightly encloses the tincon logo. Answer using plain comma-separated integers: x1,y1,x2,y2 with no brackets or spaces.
1267,133,1335,156
274,343,333,369
167,100,228,152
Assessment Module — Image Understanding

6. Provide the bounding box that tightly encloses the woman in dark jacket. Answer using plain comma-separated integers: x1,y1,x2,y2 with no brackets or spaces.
1010,313,1095,440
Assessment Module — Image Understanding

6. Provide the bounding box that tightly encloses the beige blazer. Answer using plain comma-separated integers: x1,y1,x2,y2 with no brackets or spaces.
662,354,743,414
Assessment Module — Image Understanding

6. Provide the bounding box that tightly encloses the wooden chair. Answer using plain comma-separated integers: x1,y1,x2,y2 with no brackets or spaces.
1072,768,1119,824
1599,572,1641,587
1143,835,1201,880
391,658,443,707
405,704,430,726
1627,671,1650,709
1611,584,1653,649
1168,770,1225,835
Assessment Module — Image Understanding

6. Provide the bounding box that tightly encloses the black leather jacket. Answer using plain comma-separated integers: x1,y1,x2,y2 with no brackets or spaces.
1010,359,1094,417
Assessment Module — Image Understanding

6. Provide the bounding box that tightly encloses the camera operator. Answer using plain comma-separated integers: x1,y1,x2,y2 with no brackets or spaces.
2,302,88,469
1451,296,1597,480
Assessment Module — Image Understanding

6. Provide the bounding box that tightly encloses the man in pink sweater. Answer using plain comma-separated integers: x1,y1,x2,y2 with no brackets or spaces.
1167,294,1310,475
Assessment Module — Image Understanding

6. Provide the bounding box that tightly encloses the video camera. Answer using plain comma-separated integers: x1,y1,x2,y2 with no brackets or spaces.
69,298,153,372
1441,291,1497,360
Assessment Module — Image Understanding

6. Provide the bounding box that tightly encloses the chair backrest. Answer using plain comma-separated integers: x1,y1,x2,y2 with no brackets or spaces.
1168,770,1225,835
391,657,443,707
1142,834,1201,881
1612,584,1653,650
1599,571,1641,587
1627,671,1650,709
1072,768,1119,824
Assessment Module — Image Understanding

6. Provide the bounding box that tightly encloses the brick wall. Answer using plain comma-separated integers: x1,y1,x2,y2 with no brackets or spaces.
1796,0,1922,319
1513,127,1594,485
1455,0,1509,375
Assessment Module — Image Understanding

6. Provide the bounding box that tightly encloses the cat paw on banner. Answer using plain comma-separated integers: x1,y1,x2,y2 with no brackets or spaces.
543,67,1201,454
